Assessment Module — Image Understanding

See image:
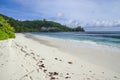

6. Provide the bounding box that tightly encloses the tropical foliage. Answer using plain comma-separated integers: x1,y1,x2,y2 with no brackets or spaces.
0,16,15,40
0,14,84,32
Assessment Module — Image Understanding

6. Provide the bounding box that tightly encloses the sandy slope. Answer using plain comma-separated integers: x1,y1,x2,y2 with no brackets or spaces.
0,33,120,80
27,33,120,74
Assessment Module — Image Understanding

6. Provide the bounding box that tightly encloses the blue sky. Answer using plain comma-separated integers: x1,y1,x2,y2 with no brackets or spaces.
0,0,120,31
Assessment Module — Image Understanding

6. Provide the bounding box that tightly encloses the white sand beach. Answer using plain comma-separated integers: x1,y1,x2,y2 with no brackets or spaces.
0,33,120,80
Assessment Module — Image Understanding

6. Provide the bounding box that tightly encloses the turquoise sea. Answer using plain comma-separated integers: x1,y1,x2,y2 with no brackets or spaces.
32,32,120,48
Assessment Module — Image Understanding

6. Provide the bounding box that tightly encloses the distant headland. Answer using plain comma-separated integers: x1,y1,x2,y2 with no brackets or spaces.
0,13,84,33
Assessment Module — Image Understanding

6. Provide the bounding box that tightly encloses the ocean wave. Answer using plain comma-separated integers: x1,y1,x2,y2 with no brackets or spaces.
32,32,120,48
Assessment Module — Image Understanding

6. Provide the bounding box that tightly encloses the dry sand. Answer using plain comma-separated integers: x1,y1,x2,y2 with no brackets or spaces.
0,33,120,80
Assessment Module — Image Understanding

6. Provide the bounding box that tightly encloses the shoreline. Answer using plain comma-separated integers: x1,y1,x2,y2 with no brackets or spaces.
29,32,120,49
25,33,120,73
0,33,120,80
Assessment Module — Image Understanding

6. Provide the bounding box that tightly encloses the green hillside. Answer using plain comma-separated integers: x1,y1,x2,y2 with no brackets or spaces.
0,16,15,40
0,14,84,32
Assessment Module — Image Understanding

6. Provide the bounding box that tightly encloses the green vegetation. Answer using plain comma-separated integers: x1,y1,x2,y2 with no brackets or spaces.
72,26,84,31
0,16,15,40
0,14,84,32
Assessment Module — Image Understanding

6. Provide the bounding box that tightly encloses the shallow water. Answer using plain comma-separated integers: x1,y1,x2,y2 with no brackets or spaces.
32,32,120,48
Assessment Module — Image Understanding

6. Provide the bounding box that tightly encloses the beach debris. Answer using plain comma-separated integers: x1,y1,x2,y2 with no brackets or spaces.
59,59,62,61
48,72,53,76
53,72,59,75
39,60,43,63
29,76,33,80
36,60,43,66
68,61,73,64
38,64,45,68
66,73,69,75
50,77,55,80
48,72,58,76
65,76,71,79
43,69,47,73
54,58,62,62
65,76,68,79
47,72,60,80
55,58,58,60
16,43,73,80
64,73,72,79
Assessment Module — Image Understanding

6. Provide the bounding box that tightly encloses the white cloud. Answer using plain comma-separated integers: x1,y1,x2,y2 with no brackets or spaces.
12,0,120,28
56,12,64,18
